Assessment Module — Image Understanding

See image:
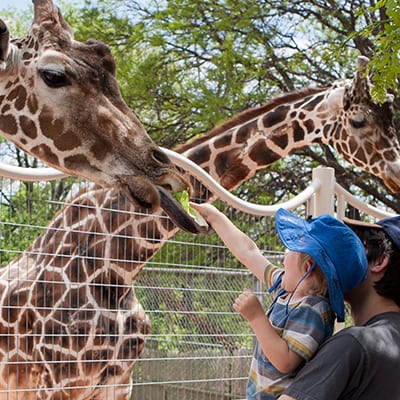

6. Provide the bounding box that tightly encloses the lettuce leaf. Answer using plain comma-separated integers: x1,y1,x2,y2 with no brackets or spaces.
173,190,208,228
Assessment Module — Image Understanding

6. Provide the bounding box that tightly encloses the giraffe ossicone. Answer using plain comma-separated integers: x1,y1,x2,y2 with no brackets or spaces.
0,0,203,234
0,53,399,399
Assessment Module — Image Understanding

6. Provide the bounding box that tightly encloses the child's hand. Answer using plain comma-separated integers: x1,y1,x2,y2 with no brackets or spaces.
233,288,265,322
189,202,220,225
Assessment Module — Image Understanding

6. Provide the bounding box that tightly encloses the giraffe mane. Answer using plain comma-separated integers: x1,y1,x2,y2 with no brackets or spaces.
175,86,327,153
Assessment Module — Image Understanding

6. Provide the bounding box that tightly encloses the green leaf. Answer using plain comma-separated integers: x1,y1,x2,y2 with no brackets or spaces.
172,190,208,227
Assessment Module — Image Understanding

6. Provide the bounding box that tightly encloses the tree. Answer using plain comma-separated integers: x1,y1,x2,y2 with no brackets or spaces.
61,0,400,212
356,0,400,102
3,0,400,213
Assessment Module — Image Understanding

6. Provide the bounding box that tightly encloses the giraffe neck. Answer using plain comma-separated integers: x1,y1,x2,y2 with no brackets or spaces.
0,186,153,399
180,86,337,191
179,81,400,193
16,84,337,286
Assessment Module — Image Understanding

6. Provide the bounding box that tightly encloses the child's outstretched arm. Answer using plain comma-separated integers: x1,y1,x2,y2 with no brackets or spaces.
190,203,269,282
234,289,303,374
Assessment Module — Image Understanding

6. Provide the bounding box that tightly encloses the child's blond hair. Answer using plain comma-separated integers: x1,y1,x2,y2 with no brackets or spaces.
297,252,328,297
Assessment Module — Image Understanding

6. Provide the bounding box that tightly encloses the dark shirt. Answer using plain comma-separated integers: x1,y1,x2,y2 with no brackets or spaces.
283,312,400,400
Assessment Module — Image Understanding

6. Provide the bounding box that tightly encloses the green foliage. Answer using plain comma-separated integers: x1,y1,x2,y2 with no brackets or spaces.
4,1,400,210
136,261,256,352
59,1,400,216
357,0,400,102
0,7,31,37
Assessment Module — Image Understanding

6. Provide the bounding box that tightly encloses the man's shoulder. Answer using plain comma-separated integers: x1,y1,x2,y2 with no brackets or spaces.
334,312,400,348
366,311,400,325
349,312,400,331
282,313,400,400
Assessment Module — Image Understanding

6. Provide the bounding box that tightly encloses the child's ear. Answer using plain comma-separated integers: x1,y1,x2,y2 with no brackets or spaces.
305,260,314,272
371,254,389,273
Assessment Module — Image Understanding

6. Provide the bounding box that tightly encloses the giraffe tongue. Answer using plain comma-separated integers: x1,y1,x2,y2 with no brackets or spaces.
158,187,209,234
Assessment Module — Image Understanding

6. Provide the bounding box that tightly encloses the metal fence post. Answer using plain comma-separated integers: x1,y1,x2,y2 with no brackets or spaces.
312,167,335,217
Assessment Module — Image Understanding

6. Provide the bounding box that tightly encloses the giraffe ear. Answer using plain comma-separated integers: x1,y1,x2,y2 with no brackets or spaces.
32,0,73,38
0,19,9,70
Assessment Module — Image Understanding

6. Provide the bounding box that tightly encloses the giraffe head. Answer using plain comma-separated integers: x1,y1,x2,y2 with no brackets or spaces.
0,0,202,232
334,56,400,192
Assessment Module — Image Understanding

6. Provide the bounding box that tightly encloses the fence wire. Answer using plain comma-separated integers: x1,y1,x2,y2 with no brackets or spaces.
0,177,286,399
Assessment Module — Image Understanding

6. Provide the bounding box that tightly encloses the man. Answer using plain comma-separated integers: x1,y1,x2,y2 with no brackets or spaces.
279,215,400,400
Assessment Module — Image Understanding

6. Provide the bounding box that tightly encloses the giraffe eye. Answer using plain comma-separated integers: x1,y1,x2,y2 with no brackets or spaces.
349,117,367,129
39,68,71,88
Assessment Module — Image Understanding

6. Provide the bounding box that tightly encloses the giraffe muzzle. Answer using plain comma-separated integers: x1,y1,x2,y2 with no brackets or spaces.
383,175,400,193
382,162,400,193
118,175,208,234
119,175,162,210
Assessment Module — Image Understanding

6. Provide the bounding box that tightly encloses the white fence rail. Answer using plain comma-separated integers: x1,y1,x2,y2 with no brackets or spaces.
0,148,396,220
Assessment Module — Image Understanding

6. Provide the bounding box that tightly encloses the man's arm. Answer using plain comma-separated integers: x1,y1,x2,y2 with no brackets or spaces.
279,396,295,400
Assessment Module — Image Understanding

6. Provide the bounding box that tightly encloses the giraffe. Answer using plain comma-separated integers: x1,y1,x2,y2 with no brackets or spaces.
0,0,200,234
0,56,399,400
180,56,400,195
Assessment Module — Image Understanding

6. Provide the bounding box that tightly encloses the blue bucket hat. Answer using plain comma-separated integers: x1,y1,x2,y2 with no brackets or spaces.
275,208,368,322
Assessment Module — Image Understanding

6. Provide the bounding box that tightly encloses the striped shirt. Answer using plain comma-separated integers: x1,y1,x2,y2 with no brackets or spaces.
246,264,335,399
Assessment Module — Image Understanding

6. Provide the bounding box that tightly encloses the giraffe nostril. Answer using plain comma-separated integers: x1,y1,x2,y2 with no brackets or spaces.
151,149,171,166
0,19,9,64
349,117,367,129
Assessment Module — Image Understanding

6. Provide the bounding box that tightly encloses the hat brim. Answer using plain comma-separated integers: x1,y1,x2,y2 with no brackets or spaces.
342,218,382,229
344,215,400,253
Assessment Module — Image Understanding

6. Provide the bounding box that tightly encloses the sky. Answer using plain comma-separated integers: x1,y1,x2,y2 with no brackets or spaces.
0,0,32,11
0,0,89,12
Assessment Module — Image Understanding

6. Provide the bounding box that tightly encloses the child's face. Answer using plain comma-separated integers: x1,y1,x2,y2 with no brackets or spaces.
281,250,305,293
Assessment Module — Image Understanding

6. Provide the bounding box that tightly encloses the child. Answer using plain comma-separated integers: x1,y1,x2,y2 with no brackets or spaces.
190,204,368,399
280,216,400,400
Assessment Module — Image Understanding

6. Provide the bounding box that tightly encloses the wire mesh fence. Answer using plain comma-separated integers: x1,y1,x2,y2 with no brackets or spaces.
0,177,286,399
132,267,254,399
123,204,285,399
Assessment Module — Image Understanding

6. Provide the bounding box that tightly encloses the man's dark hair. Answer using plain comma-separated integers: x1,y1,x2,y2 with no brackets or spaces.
352,226,400,307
